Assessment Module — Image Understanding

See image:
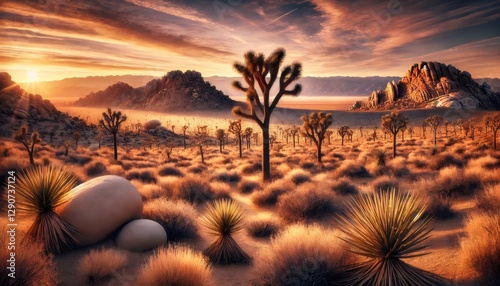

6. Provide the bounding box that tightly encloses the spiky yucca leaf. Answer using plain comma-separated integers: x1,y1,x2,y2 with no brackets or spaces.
373,148,388,166
16,165,81,253
336,189,445,285
200,199,250,264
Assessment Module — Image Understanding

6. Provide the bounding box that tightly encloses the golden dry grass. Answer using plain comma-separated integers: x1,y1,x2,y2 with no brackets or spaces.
78,248,128,285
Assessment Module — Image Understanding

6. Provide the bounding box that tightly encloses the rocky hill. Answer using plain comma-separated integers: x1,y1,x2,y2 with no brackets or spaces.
351,62,500,110
75,70,235,111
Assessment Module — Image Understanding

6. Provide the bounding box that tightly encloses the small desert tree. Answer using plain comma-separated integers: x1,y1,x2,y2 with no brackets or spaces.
216,129,225,153
232,48,302,181
290,126,299,147
63,140,71,156
182,125,188,149
325,130,333,144
72,131,81,150
381,112,408,158
483,116,492,137
14,125,41,165
347,129,354,143
252,132,259,146
400,126,407,142
244,127,253,150
444,121,449,137
425,115,443,146
421,121,427,138
99,108,127,160
491,115,500,150
337,125,349,146
194,125,209,164
229,120,243,158
300,112,333,163
408,126,414,138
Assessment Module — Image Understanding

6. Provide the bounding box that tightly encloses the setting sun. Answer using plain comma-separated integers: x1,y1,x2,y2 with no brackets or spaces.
27,70,38,82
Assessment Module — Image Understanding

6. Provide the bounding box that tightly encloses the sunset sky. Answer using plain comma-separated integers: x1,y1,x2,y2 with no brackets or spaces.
1,0,499,82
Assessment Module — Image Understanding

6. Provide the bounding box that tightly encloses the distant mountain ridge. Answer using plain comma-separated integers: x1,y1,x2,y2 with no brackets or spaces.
75,70,235,111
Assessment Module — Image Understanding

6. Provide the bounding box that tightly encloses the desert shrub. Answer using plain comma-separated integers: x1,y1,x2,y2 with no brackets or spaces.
371,175,399,193
78,248,128,285
336,189,444,285
200,199,251,264
238,179,261,194
425,194,455,219
330,178,359,196
246,216,282,238
241,162,262,174
252,179,294,208
476,183,500,212
277,183,337,223
172,176,215,204
158,164,184,177
137,183,165,201
431,166,482,198
65,154,92,165
0,235,59,286
125,168,157,184
460,211,500,285
16,165,80,253
254,224,354,285
430,152,464,170
335,160,370,178
143,198,198,241
372,148,388,166
285,168,311,185
209,182,232,199
136,246,212,286
84,161,107,177
211,169,241,183
187,164,207,174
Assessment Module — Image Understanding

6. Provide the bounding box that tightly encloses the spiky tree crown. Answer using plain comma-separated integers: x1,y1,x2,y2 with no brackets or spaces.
99,108,127,135
425,115,443,131
300,112,333,143
381,112,408,135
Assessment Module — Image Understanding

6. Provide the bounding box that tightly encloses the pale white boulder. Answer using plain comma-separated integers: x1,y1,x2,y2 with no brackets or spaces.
58,175,143,245
115,219,167,252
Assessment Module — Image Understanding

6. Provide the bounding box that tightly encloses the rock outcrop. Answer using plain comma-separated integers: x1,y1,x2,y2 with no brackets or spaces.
116,219,167,252
75,70,235,111
354,62,500,110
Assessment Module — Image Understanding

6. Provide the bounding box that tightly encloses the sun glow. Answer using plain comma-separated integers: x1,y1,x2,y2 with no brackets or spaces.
27,70,38,82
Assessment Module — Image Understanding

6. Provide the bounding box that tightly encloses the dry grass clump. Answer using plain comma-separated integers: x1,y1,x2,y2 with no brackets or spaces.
429,152,465,170
211,169,241,183
125,168,157,183
460,211,500,285
371,175,399,193
136,183,165,201
254,224,354,285
84,160,107,177
158,164,184,177
143,198,199,241
240,162,262,174
0,235,59,286
65,154,92,165
246,216,282,238
172,175,216,204
476,183,500,212
78,248,128,285
136,246,213,286
277,183,338,223
285,168,311,185
238,178,261,194
334,159,370,178
252,179,294,208
330,177,359,196
432,166,482,198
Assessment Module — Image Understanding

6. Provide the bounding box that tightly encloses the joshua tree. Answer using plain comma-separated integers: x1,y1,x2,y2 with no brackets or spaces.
425,115,443,146
72,131,81,150
171,125,176,133
483,116,492,137
232,48,302,181
400,126,407,142
359,126,363,138
290,126,299,147
381,112,408,158
194,125,209,164
347,129,354,143
99,108,127,160
421,121,427,138
244,127,253,150
492,115,500,150
325,130,333,145
408,126,414,138
95,130,103,149
14,125,41,165
229,120,243,158
201,199,251,264
300,112,333,163
443,121,449,137
372,127,378,141
269,134,276,149
337,126,349,146
63,140,71,156
182,125,189,149
216,129,225,153
252,132,259,146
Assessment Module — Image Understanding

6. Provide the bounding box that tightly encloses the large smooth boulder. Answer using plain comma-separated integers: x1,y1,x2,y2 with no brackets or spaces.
116,219,166,252
58,175,143,245
144,119,161,130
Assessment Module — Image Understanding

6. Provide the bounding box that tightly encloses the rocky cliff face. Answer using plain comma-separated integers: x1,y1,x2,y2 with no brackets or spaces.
0,72,60,120
355,62,500,110
75,70,235,111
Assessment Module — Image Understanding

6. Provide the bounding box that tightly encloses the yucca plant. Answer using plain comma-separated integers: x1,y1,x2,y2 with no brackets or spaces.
336,189,445,285
373,148,388,166
16,165,81,254
200,199,251,264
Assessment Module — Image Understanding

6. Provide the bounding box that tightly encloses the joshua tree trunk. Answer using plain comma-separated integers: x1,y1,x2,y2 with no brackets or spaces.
238,135,242,158
199,145,205,164
433,130,437,145
113,133,118,160
392,135,397,158
183,134,187,149
28,150,34,165
494,130,498,150
341,136,344,146
317,142,322,163
262,127,271,181
292,135,296,147
219,140,223,153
